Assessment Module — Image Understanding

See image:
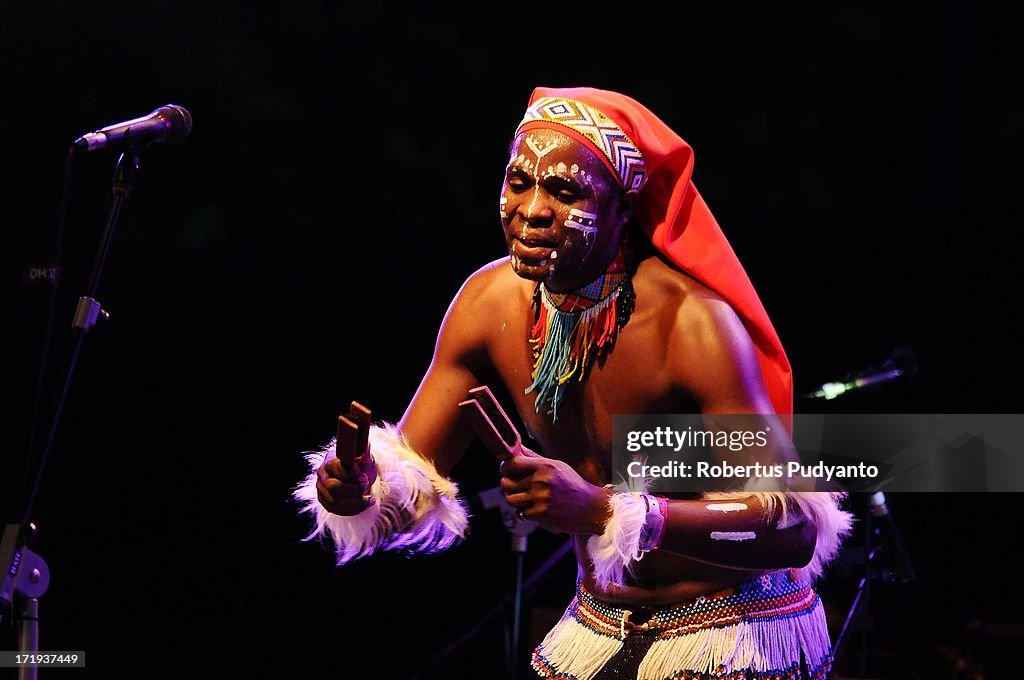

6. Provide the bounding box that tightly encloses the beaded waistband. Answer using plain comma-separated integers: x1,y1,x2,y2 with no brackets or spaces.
572,570,820,640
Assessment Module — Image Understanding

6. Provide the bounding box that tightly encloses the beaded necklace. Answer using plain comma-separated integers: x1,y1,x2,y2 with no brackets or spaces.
525,250,636,421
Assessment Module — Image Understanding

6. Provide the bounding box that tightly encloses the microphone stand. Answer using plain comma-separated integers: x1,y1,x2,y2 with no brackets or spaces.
409,487,572,680
830,494,916,679
3,149,142,678
830,509,875,680
477,487,539,679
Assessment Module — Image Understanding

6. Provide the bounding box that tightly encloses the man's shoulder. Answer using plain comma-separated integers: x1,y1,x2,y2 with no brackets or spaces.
634,254,754,384
438,257,529,358
465,256,517,287
456,256,526,307
634,255,769,411
634,255,737,331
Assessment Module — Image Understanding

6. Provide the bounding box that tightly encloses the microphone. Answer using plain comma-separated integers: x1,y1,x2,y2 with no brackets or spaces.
73,104,192,152
868,491,916,583
802,346,917,400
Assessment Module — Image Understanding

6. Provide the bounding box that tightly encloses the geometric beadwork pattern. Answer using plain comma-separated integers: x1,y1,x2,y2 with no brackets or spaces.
518,97,647,193
544,250,628,313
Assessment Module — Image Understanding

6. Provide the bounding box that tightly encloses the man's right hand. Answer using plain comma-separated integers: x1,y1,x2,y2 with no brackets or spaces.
315,449,378,516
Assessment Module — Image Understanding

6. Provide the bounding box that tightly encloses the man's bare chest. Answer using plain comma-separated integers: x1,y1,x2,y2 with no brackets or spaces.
483,300,693,482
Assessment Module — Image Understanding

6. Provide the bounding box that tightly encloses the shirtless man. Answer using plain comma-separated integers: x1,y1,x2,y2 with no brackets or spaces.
299,88,850,680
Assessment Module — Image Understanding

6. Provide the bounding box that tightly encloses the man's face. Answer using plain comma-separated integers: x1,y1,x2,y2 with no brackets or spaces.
500,128,633,292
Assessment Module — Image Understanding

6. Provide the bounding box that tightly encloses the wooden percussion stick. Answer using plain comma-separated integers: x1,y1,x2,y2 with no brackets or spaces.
335,415,360,470
348,401,372,461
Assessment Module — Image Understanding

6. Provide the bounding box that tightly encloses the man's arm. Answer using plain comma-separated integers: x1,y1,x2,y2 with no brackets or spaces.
589,295,850,582
297,263,501,563
316,262,497,514
398,264,498,475
652,295,815,570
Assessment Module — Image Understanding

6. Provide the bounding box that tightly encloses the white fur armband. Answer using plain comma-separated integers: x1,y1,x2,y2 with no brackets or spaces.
585,492,648,589
704,490,855,579
293,423,469,565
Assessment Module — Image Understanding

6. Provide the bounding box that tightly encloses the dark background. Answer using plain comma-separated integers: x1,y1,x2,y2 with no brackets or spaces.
2,3,1021,678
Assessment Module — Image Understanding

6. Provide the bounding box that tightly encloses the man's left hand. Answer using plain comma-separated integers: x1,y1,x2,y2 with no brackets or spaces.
500,449,612,535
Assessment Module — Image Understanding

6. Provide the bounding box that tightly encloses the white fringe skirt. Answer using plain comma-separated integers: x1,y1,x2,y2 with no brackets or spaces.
531,570,832,680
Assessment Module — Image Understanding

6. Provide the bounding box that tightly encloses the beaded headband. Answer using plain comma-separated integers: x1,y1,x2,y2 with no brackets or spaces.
517,97,648,193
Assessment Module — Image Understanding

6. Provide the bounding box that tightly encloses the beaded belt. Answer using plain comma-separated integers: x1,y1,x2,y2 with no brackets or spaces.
571,570,820,641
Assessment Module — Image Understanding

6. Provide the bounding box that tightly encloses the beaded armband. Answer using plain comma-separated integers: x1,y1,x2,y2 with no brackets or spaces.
638,495,668,553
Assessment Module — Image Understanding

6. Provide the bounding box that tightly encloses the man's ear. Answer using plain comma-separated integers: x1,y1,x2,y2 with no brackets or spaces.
616,190,640,224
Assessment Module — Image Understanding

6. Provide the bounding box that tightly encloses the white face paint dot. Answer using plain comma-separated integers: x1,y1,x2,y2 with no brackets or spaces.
556,162,567,174
570,164,579,175
550,251,557,260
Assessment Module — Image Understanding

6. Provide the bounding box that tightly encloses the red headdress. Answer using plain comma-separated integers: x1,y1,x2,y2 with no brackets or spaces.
517,86,792,421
